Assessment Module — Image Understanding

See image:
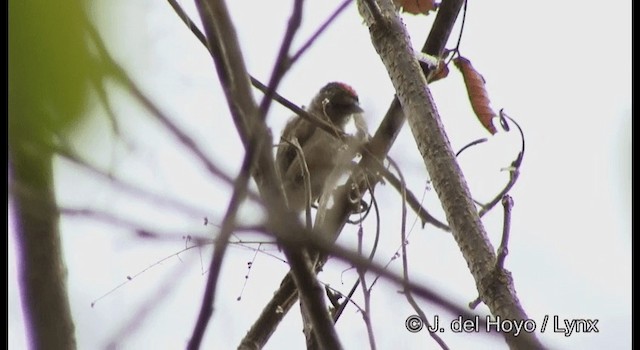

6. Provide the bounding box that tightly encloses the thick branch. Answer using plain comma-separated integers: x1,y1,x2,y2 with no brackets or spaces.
9,146,76,350
357,0,543,349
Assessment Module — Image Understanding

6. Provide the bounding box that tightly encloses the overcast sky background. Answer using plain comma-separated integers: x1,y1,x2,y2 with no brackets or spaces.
9,0,631,349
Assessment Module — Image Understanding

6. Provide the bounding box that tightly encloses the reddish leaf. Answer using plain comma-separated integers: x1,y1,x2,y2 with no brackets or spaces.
394,0,437,15
454,56,498,134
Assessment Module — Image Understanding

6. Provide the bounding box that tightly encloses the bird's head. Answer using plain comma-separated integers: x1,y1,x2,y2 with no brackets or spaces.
310,82,363,124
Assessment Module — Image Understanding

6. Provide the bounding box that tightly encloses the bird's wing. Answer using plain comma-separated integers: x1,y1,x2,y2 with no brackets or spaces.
275,116,317,178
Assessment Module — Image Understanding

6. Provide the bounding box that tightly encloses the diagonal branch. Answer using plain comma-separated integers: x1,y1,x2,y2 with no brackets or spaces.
357,0,543,349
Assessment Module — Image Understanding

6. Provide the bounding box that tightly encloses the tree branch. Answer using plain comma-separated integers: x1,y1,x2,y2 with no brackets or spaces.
9,148,76,350
357,0,543,348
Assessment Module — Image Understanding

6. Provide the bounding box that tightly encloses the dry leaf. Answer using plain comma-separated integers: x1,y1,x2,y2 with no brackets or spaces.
454,56,498,134
394,0,437,15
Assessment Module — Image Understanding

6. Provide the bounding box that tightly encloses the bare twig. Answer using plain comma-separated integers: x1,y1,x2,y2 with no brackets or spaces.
356,225,377,350
468,297,481,309
496,195,513,269
187,140,255,350
470,194,514,310
289,0,354,64
333,183,380,323
455,138,488,157
380,159,450,231
364,182,382,264
166,0,207,44
86,22,236,193
257,0,303,118
89,71,122,137
283,137,313,228
90,239,208,308
388,158,449,350
326,284,364,316
477,167,519,216
54,144,217,219
59,207,209,243
449,0,468,60
236,244,262,301
478,112,525,217
104,260,192,349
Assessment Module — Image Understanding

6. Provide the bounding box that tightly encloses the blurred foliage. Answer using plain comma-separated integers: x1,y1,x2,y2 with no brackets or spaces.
9,0,96,149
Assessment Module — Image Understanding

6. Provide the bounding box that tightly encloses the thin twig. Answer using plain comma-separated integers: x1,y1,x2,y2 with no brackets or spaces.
283,137,313,228
289,0,354,64
380,158,450,231
86,22,235,192
478,113,525,217
496,195,513,269
326,284,364,315
356,225,377,350
188,136,256,350
257,0,304,118
470,195,514,310
104,260,191,348
54,144,218,220
468,297,481,309
388,158,449,350
451,0,468,58
90,239,209,308
89,71,121,138
166,0,207,45
59,207,208,242
332,186,380,323
455,137,488,157
366,182,382,263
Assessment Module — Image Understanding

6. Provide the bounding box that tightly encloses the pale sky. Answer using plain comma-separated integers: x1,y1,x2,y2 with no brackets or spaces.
9,0,631,349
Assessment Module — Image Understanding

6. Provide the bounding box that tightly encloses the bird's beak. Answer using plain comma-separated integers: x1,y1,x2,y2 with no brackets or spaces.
350,104,364,114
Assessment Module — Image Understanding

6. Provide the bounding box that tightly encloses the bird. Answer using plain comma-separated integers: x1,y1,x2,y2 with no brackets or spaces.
275,82,368,212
